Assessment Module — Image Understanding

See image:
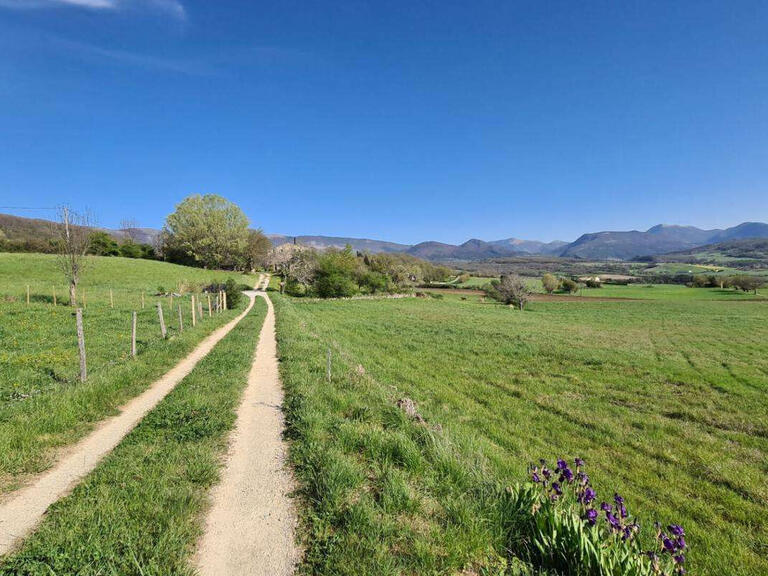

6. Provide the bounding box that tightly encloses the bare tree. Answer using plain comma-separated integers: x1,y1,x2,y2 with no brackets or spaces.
485,274,531,310
53,206,92,306
120,218,141,243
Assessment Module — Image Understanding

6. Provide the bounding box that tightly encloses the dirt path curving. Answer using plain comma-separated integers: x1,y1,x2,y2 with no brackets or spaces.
0,293,257,557
195,285,298,576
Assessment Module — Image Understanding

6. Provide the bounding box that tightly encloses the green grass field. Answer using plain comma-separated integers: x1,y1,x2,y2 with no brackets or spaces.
0,296,266,575
274,292,768,575
0,253,256,493
452,275,497,288
578,283,766,300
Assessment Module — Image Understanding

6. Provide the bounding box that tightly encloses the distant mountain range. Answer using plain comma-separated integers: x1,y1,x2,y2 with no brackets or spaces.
560,222,768,260
269,222,768,261
2,213,768,262
268,234,568,260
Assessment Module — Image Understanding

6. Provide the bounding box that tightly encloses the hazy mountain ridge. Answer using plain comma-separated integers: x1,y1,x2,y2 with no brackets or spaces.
3,213,768,262
561,222,768,260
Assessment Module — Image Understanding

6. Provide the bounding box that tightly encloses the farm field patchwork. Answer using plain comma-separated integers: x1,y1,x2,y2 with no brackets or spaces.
273,292,768,575
0,253,256,493
0,295,266,575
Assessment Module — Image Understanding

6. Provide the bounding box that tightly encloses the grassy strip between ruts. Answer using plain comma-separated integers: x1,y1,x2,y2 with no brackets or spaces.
0,296,266,575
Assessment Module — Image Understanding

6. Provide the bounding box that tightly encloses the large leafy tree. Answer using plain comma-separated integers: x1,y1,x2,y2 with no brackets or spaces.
161,195,249,269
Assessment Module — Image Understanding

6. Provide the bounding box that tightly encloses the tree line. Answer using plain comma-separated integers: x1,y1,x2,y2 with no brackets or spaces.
269,244,453,298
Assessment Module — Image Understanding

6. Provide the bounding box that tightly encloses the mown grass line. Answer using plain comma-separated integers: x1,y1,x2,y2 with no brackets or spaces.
0,297,266,575
272,293,768,576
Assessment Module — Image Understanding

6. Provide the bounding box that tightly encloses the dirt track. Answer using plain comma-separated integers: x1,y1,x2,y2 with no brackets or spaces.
0,292,257,557
195,278,298,575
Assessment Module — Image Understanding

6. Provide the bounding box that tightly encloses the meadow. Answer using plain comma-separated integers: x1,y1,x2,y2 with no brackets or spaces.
578,283,766,301
273,290,768,575
0,253,255,493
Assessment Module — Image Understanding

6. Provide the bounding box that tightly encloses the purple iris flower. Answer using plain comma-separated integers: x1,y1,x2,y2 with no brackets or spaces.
600,502,612,512
674,554,686,565
561,467,574,483
583,487,596,504
557,459,568,471
619,504,628,518
552,482,562,495
531,472,541,483
574,457,584,468
606,513,621,530
662,536,676,552
677,536,686,550
668,524,685,537
542,468,552,480
613,493,624,505
586,508,598,525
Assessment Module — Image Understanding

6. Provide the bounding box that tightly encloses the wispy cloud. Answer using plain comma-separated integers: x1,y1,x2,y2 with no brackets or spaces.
0,0,186,20
51,36,212,75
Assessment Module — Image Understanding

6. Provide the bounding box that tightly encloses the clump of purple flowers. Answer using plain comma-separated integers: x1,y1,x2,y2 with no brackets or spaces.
649,522,687,575
529,457,639,539
528,457,688,575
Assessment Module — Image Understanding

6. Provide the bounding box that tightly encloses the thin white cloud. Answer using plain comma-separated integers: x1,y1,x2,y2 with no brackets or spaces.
52,36,211,75
0,0,185,20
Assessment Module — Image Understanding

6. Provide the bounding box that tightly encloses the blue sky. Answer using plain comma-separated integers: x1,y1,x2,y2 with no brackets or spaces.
1,1,766,244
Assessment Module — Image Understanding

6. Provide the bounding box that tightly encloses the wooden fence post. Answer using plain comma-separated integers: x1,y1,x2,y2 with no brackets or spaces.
197,298,203,320
131,311,137,358
53,286,57,306
26,285,30,306
157,302,167,339
178,304,184,333
169,293,173,313
191,295,196,327
223,290,227,310
76,308,87,382
207,294,212,317
110,289,114,309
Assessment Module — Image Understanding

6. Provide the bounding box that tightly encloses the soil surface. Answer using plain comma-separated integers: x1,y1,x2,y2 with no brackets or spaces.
195,279,298,576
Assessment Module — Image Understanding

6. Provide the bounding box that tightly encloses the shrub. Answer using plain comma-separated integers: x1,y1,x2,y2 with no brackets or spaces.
541,273,558,294
224,278,242,308
314,272,358,298
485,275,531,309
204,278,243,308
585,278,602,289
358,271,389,294
503,457,688,576
560,278,580,294
313,247,360,298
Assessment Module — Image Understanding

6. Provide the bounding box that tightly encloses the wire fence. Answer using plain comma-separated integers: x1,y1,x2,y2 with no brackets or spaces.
1,285,231,391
